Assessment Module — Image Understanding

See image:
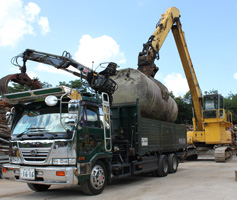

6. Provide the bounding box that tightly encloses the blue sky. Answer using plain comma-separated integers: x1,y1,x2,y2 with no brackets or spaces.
0,0,237,97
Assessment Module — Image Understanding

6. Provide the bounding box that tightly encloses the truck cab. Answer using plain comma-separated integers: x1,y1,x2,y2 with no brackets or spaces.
2,86,112,194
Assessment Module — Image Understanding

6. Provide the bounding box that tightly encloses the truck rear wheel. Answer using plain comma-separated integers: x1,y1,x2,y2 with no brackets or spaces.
152,155,168,177
27,183,51,192
168,153,178,173
81,160,107,195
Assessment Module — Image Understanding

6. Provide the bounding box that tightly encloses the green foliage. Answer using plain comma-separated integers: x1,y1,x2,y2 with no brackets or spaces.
224,93,237,124
58,79,86,91
204,89,218,95
7,83,30,93
6,79,84,94
171,91,193,124
39,81,52,88
172,89,237,125
7,79,52,94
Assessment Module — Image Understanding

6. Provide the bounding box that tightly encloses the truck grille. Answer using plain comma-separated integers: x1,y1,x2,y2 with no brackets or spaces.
20,148,51,162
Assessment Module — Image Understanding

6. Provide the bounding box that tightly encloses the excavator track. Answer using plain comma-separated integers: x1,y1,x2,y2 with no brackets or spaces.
214,146,233,162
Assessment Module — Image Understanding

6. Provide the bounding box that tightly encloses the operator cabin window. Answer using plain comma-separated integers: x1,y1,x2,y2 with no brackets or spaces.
80,106,100,128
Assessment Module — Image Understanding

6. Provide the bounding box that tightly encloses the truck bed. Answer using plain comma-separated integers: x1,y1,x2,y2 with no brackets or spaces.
111,102,187,156
138,117,187,155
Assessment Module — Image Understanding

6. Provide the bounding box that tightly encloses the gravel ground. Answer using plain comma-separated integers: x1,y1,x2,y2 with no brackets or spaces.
0,156,237,200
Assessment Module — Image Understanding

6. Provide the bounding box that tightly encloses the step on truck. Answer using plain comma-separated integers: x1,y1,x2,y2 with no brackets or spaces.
2,85,187,195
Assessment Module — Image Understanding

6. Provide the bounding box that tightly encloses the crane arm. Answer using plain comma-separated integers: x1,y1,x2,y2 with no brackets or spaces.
138,7,203,131
22,49,118,97
172,21,203,131
1,49,118,99
138,7,180,77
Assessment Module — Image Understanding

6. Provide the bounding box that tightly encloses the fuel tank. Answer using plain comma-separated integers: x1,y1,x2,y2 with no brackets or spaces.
111,68,178,123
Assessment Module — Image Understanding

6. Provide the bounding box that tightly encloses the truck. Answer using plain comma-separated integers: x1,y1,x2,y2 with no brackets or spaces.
1,48,187,195
137,7,236,162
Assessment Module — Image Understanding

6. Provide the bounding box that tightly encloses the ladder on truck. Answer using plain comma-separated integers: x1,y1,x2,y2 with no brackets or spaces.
102,93,112,152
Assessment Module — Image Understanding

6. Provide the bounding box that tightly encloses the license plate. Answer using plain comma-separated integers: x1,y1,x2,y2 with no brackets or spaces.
20,168,35,180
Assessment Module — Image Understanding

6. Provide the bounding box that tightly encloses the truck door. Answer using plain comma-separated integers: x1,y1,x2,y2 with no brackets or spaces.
78,103,104,156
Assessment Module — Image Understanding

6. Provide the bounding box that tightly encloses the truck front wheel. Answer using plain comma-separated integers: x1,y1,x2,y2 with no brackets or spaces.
81,160,107,195
27,183,51,192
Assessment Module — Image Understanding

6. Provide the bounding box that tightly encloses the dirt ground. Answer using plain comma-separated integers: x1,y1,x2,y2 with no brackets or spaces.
0,156,237,200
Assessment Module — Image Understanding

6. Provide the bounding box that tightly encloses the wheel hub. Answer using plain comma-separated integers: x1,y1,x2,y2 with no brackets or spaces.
90,165,105,190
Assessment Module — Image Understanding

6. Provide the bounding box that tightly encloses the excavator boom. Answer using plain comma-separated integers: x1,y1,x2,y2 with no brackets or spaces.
172,21,203,131
138,7,203,131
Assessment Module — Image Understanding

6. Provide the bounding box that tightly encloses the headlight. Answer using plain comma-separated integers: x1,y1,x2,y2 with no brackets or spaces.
69,158,76,165
10,157,22,164
52,158,76,165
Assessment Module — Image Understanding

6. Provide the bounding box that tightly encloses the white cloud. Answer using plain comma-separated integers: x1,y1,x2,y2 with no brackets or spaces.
75,35,126,71
234,73,237,79
0,0,50,47
164,72,189,96
35,63,78,78
24,2,40,22
27,71,38,79
38,17,50,35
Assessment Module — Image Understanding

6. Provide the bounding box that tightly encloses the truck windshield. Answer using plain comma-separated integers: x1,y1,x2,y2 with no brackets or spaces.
12,103,75,138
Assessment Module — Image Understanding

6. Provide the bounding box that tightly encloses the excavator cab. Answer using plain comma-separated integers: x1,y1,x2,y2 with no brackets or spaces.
203,93,232,123
203,94,223,119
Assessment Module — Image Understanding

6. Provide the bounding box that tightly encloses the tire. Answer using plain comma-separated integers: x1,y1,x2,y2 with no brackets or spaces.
27,183,51,192
81,160,107,195
168,153,178,173
152,155,168,177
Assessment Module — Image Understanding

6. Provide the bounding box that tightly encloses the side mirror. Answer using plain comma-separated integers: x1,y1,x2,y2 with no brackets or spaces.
65,100,80,125
68,100,79,114
6,107,15,130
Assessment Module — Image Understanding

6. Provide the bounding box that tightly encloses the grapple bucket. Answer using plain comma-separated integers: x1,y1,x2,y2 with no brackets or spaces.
0,73,42,95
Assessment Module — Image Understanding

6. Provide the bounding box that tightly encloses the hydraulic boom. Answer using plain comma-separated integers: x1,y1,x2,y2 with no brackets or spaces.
0,49,118,102
138,7,235,162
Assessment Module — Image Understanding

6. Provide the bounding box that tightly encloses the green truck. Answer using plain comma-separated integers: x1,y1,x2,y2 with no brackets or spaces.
1,49,187,195
2,85,187,195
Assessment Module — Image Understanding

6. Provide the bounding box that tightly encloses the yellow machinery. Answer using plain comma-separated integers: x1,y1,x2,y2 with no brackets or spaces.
138,7,234,162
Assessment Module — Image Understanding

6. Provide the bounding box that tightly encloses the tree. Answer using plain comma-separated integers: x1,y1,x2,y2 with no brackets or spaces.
204,89,218,95
170,91,193,124
172,89,237,125
58,79,86,91
7,79,52,94
7,83,30,93
224,93,237,124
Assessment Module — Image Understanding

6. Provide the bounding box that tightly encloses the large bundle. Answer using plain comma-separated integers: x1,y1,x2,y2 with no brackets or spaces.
111,68,178,123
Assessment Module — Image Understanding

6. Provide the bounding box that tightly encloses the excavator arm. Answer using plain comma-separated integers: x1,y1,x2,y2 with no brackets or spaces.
138,7,203,131
138,7,180,77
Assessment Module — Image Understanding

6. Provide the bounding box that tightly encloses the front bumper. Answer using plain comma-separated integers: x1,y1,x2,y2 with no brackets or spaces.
2,164,78,185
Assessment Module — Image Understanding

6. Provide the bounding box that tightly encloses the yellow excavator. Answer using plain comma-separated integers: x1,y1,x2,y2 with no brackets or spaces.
138,7,235,162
